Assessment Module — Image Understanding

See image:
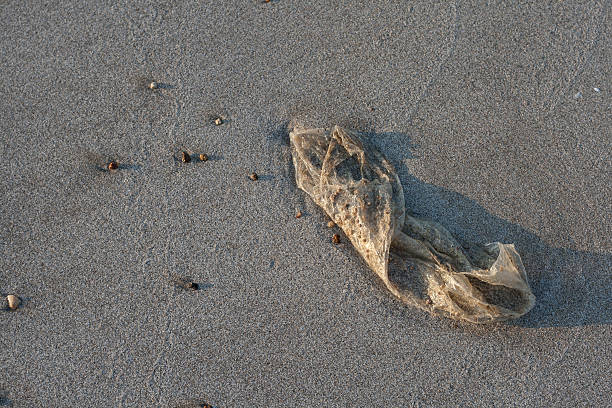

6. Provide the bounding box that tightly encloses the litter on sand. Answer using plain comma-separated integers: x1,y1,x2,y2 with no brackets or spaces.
290,125,535,323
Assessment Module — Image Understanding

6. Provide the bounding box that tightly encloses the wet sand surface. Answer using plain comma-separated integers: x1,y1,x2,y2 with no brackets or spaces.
1,1,610,407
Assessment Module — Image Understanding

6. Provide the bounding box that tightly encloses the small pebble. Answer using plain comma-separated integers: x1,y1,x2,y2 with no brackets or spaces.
295,210,302,218
188,282,199,291
332,234,341,244
249,172,258,181
327,221,335,228
213,117,223,126
199,153,208,162
7,295,20,310
149,81,159,90
181,152,191,163
594,87,600,93
426,298,433,305
107,161,119,170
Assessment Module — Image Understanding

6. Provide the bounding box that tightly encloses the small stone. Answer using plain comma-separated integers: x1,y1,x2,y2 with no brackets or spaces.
249,172,258,181
107,161,119,170
213,117,223,126
426,298,433,305
188,282,199,291
149,81,159,90
199,153,208,162
332,234,341,244
181,152,191,163
7,295,20,310
295,210,302,218
327,221,335,228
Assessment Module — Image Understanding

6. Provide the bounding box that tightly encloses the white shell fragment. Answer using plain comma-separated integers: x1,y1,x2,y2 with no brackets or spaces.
7,294,21,310
290,125,536,323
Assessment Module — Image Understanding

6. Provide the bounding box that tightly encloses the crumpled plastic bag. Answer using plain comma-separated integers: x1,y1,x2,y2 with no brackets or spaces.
290,125,535,323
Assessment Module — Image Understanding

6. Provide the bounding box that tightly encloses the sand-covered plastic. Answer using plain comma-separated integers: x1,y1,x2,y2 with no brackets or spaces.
290,125,535,323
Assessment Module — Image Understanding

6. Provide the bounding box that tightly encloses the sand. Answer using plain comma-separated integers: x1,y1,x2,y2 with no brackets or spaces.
1,1,610,407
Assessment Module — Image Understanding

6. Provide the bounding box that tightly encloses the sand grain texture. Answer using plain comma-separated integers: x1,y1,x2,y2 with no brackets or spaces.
1,1,610,407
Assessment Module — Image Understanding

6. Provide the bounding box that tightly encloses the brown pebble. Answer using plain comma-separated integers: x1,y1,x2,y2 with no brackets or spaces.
249,172,258,181
149,81,159,90
213,117,223,126
107,161,118,170
295,210,302,218
181,152,191,163
332,234,341,244
199,153,208,162
7,295,20,310
327,220,335,228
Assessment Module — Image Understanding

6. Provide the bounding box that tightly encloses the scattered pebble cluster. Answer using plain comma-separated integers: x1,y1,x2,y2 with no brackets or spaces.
105,82,259,184
3,74,340,408
5,78,344,317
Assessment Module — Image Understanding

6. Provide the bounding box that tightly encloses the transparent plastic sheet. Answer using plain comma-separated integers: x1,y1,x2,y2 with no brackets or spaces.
290,125,535,323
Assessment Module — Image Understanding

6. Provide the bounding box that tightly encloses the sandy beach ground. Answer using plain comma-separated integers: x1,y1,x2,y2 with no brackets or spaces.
1,1,610,406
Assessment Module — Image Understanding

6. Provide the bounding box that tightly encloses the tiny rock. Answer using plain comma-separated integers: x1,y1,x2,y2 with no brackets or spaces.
149,81,159,90
188,282,199,291
181,152,191,163
295,210,302,218
7,295,20,310
199,153,208,162
327,220,335,228
332,234,341,244
107,161,119,170
249,172,258,181
213,117,223,126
